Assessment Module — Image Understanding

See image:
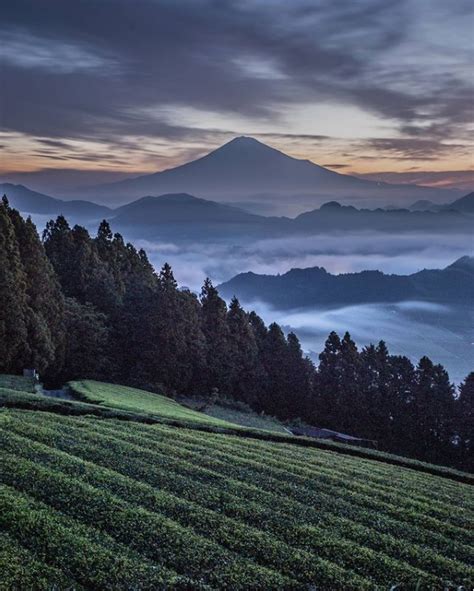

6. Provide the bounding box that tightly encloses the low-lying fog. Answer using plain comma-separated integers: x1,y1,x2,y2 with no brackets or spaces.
28,212,473,384
240,300,473,385
135,231,472,384
136,231,473,290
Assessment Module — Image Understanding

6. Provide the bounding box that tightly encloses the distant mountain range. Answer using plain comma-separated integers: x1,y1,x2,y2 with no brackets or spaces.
0,183,112,222
218,256,474,308
1,183,472,242
109,194,473,242
406,192,474,213
72,136,458,213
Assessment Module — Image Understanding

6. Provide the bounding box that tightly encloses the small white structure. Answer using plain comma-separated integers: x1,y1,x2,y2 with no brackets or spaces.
23,368,39,381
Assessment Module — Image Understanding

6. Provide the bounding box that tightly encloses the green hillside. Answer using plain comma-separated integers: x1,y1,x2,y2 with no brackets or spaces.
0,379,473,589
69,380,237,428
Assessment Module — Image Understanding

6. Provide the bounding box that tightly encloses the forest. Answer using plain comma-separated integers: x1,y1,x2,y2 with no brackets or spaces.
0,195,472,471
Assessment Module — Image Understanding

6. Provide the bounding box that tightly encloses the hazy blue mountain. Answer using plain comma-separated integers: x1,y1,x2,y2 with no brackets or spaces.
407,200,443,212
108,193,472,243
110,192,282,240
218,256,474,308
408,191,474,213
448,191,474,213
0,183,112,221
79,136,457,210
108,193,472,242
293,200,469,232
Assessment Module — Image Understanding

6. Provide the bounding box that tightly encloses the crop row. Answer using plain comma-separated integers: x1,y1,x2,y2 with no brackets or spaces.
43,409,473,511
150,420,473,505
101,419,472,527
39,413,471,544
4,412,473,559
0,531,81,590
0,450,309,590
3,419,468,584
1,428,446,589
6,412,472,561
0,486,204,590
2,410,473,587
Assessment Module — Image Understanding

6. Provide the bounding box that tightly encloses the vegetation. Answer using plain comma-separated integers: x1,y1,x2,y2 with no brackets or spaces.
1,396,473,590
0,195,472,471
0,374,36,393
70,380,237,428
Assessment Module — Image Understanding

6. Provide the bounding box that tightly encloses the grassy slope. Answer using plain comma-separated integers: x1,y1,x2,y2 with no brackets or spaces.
0,374,36,393
70,380,238,428
179,395,289,434
1,378,472,484
0,378,473,589
1,405,473,590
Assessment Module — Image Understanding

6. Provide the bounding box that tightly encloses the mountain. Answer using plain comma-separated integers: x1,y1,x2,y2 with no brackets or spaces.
448,191,474,213
79,137,457,213
109,193,472,243
408,191,474,213
113,192,269,225
108,194,472,243
218,256,474,309
293,200,469,233
407,199,443,212
0,183,111,222
110,192,281,240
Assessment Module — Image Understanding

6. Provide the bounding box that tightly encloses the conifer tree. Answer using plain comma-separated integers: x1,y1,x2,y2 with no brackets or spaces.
9,210,65,372
200,278,231,395
261,323,292,417
457,372,474,470
227,297,261,404
0,197,29,372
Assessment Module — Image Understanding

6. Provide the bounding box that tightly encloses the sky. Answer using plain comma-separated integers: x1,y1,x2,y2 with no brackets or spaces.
1,0,473,193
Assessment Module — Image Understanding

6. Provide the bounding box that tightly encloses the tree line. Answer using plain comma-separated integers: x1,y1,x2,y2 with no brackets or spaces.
0,196,472,470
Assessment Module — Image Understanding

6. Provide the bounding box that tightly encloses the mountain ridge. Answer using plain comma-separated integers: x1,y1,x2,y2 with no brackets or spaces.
218,256,474,308
0,183,112,221
73,136,458,211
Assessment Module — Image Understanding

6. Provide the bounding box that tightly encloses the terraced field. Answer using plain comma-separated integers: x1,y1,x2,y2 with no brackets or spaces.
70,380,238,428
1,398,473,590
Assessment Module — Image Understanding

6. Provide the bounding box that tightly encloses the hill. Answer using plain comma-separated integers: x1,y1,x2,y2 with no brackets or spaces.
0,183,111,222
108,194,471,243
110,192,278,240
79,136,456,212
293,200,470,233
449,191,474,213
218,256,474,309
69,380,237,428
0,377,473,589
408,192,474,213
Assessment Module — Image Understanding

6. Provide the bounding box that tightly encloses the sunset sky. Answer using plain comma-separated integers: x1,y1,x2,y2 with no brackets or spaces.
1,0,473,193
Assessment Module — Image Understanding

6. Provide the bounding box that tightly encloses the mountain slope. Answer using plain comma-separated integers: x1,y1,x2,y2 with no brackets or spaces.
0,379,472,589
218,256,474,308
108,194,471,243
80,137,457,211
448,191,474,213
0,183,111,221
109,192,283,240
408,192,474,213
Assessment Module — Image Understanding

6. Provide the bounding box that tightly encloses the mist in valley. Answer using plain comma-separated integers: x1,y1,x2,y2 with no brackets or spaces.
133,229,473,385
135,230,472,290
24,211,472,384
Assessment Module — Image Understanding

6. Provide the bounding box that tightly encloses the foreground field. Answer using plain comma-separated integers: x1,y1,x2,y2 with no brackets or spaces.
1,392,473,589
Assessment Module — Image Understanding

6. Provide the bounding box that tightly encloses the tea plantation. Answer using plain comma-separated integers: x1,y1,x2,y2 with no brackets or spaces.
0,378,473,590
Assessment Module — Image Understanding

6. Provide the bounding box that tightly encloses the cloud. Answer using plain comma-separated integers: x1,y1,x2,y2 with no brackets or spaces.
125,230,474,291
1,0,472,170
244,300,473,383
355,169,474,191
